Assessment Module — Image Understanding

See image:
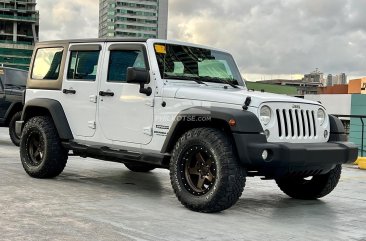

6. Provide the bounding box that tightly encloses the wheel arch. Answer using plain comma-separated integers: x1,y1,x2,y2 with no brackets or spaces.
22,98,73,140
161,107,263,154
4,102,23,125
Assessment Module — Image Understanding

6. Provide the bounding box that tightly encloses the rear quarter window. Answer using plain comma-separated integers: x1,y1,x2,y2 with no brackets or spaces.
32,47,64,80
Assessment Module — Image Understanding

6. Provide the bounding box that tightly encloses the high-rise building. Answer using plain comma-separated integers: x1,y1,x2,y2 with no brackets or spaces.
327,74,333,86
302,68,324,84
0,0,39,70
99,0,168,39
339,73,347,85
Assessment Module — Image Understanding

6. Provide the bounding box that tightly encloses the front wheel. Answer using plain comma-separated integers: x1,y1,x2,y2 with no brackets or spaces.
170,128,246,213
275,165,342,199
20,116,68,178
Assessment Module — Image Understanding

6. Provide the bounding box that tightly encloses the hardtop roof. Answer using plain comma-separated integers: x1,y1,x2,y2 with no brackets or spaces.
37,38,148,45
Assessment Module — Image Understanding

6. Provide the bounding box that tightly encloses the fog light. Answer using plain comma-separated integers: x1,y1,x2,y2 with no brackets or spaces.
264,129,270,138
262,150,269,160
324,130,329,138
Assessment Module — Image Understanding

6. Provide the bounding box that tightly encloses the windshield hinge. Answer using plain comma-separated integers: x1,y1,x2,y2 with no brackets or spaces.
242,97,252,110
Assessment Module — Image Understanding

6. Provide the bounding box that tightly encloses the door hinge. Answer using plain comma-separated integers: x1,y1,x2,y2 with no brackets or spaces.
88,121,96,129
143,126,153,136
89,95,97,103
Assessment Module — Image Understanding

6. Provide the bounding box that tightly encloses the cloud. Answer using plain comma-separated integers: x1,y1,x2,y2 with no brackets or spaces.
38,0,98,40
37,0,366,80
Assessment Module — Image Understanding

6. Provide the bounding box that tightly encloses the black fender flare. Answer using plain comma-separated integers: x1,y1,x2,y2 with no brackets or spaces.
328,115,347,141
22,98,73,140
4,102,23,123
160,107,264,153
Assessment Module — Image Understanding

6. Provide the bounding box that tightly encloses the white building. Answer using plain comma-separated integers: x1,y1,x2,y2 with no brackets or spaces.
99,0,168,39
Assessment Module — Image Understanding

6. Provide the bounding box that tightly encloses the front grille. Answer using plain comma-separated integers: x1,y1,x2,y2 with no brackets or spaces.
275,109,317,138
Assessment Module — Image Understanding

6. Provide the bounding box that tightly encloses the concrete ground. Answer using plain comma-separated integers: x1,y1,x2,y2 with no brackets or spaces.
0,127,365,241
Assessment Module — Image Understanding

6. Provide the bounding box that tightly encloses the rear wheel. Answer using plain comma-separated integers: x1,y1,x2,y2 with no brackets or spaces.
124,163,155,172
20,116,68,178
276,165,342,199
9,111,22,146
170,128,246,213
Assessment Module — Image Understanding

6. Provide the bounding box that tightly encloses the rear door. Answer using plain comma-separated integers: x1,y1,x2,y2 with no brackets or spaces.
61,43,103,138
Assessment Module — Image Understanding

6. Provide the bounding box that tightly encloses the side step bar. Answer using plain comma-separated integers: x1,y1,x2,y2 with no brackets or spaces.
62,142,169,168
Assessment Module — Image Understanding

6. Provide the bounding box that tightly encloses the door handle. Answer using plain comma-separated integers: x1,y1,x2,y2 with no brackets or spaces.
63,89,76,94
99,91,114,97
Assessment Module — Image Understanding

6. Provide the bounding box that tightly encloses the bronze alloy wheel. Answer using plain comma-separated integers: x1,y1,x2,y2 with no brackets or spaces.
26,130,45,166
181,145,216,196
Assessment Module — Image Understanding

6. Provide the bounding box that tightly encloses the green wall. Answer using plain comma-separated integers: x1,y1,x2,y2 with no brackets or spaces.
0,47,33,71
349,94,366,156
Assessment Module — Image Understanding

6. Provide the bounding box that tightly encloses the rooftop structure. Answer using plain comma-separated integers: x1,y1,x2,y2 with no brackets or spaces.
0,0,39,70
99,0,168,39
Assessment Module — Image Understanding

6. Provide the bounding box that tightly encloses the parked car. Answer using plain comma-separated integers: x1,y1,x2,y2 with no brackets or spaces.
16,39,357,212
0,66,27,146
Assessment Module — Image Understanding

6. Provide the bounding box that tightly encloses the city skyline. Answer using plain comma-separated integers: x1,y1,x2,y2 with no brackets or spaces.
32,0,366,81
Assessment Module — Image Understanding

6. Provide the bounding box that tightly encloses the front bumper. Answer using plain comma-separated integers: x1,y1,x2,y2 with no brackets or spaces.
233,133,358,177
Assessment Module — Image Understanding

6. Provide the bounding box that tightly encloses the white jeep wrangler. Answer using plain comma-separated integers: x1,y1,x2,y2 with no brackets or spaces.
17,38,357,212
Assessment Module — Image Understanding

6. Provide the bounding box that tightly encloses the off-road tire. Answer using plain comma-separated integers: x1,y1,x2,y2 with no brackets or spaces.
9,111,22,146
20,116,68,178
124,163,155,172
276,165,342,199
170,128,246,213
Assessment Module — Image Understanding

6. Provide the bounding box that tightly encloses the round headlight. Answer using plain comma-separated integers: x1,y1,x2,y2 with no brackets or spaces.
317,108,326,125
260,106,272,125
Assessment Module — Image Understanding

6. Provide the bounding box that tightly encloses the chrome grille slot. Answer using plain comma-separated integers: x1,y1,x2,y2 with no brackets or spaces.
275,108,317,138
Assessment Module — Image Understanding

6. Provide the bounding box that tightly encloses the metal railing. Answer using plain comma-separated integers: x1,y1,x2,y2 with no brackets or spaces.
334,114,366,157
0,14,38,21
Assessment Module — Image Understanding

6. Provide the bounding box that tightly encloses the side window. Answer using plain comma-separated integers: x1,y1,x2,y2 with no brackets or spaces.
0,77,3,92
67,51,100,81
0,69,4,91
4,69,27,87
32,48,63,80
107,50,146,82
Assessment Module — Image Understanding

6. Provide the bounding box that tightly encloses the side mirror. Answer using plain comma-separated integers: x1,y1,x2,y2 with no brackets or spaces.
126,67,152,96
127,67,150,84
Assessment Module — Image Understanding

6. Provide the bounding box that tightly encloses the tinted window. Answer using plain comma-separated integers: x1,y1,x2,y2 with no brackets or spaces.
107,50,146,82
0,69,3,91
4,69,28,87
32,48,63,80
67,51,100,81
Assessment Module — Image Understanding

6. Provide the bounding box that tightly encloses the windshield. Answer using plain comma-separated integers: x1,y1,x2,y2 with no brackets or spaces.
154,43,245,87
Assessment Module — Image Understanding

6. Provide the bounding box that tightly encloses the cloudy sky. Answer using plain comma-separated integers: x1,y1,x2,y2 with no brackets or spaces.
37,0,366,81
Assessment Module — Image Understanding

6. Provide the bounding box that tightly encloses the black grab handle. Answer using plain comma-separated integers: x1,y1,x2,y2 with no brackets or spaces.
62,89,76,94
99,91,115,97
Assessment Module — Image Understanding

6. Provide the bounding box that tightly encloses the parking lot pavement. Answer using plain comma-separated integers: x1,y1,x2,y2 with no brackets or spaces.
0,127,366,241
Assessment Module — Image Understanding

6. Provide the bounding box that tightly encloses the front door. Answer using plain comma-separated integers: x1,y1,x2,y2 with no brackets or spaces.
61,44,103,138
98,43,154,145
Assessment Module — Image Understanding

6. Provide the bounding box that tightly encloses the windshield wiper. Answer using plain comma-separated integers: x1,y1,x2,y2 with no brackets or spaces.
164,75,208,85
199,76,239,89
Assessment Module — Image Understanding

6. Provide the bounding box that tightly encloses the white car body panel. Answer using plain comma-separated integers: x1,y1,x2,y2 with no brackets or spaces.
25,39,331,154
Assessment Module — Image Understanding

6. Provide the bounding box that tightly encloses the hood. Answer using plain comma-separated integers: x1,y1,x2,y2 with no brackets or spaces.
172,85,321,108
